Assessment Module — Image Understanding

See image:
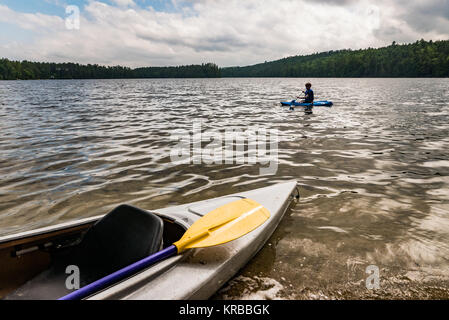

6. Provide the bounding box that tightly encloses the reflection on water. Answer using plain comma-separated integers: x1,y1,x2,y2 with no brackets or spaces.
1,78,449,299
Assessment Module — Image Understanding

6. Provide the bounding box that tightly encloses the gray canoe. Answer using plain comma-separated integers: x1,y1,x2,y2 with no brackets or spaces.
0,181,298,300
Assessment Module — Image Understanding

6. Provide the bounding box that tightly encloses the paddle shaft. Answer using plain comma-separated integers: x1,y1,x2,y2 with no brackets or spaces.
59,245,178,300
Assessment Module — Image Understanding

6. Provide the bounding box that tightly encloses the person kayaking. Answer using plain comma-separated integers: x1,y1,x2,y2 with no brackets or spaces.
298,82,314,113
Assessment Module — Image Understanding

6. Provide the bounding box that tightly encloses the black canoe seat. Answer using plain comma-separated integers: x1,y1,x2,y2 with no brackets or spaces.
58,204,164,286
59,205,163,286
6,204,164,299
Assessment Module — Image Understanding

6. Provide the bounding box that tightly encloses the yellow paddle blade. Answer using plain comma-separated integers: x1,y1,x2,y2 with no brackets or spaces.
173,198,270,253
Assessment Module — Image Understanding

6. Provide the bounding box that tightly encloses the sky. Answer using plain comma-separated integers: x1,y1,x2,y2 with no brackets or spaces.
0,0,448,67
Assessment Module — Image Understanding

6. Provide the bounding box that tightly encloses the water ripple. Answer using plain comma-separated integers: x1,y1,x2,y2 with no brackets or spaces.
1,78,449,299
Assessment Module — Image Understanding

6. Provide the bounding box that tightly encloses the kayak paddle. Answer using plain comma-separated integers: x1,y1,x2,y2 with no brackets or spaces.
59,198,270,300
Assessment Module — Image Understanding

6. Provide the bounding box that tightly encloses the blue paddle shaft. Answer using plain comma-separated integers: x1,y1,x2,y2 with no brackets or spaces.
59,245,178,300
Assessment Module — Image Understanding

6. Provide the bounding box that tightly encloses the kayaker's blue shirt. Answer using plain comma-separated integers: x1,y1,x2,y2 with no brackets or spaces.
304,89,314,103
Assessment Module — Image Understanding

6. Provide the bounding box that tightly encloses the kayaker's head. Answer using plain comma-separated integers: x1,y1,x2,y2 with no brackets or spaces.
305,82,312,89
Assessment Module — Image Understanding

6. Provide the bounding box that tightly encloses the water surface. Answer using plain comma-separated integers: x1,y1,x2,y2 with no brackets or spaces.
1,78,448,299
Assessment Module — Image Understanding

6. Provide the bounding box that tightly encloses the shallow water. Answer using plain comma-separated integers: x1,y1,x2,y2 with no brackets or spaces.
1,78,449,299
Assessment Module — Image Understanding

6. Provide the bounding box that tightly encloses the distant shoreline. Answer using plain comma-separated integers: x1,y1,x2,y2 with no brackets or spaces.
1,76,448,81
1,39,448,80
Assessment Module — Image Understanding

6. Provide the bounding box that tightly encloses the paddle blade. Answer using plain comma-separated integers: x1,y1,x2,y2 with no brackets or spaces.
174,198,270,253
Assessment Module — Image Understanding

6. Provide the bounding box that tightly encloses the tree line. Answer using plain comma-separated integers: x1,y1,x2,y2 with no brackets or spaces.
133,63,221,78
222,39,449,77
0,61,221,80
0,39,448,80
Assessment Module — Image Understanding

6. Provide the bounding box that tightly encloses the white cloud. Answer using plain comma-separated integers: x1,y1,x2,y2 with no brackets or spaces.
0,0,448,67
110,0,136,7
0,5,64,31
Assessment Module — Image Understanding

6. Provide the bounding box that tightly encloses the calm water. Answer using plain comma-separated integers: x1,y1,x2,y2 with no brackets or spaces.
1,78,449,299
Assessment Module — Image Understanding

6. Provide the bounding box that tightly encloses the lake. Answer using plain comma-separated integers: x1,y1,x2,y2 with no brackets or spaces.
1,78,448,299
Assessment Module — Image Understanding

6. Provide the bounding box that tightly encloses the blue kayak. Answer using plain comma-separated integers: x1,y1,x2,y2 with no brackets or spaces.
281,100,333,107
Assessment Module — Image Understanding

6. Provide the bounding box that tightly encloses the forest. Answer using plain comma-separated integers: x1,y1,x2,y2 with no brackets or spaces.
222,39,449,77
0,39,448,80
0,61,220,80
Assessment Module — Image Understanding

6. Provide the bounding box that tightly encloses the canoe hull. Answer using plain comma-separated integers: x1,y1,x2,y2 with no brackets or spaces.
0,181,298,300
92,181,298,300
281,100,333,107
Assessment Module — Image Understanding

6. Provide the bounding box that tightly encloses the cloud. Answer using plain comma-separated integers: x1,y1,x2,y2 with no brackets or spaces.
396,0,449,34
110,0,136,7
372,0,449,43
303,0,359,5
0,5,64,31
0,0,448,67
